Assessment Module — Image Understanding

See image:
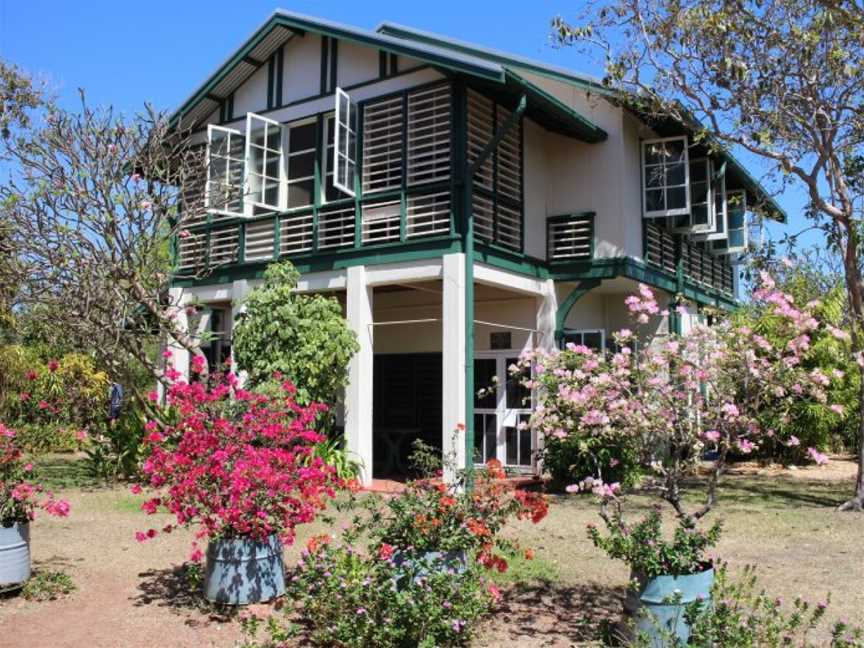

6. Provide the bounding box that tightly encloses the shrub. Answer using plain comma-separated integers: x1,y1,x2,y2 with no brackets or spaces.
83,410,149,482
0,423,70,525
289,539,492,648
648,564,864,648
541,431,640,493
134,365,343,558
232,261,359,416
12,422,81,454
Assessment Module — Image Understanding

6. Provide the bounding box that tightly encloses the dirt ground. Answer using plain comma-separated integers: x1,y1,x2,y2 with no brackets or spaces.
1,456,862,648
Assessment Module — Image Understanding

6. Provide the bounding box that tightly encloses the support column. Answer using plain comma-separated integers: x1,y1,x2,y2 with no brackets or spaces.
346,265,374,485
442,253,468,482
168,286,191,380
536,279,558,353
230,279,250,386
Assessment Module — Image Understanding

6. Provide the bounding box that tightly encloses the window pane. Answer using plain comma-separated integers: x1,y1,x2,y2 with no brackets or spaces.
473,413,484,463
290,123,317,151
644,165,665,188
664,139,685,162
582,332,604,351
666,162,686,186
265,155,280,180
474,359,497,409
289,152,315,179
288,179,314,208
645,189,665,212
519,428,532,466
505,427,517,465
264,181,279,207
692,204,709,226
644,142,666,166
505,357,530,409
667,187,687,210
484,416,496,462
266,124,281,150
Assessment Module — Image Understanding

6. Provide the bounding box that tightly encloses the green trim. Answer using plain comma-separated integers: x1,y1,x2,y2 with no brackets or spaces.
473,244,549,279
170,13,503,128
320,36,329,94
376,22,610,95
329,38,339,93
267,55,275,110
555,279,601,346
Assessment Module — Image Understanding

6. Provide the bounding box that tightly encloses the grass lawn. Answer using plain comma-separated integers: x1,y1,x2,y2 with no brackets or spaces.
0,455,861,648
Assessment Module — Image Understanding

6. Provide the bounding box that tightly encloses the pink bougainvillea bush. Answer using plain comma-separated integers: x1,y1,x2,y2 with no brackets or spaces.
515,273,840,574
134,362,343,558
0,422,70,526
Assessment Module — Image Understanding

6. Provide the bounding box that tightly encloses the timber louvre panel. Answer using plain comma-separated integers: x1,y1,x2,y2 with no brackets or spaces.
466,89,523,251
362,95,404,194
547,214,594,262
407,84,451,186
280,212,314,255
209,225,240,266
244,218,277,261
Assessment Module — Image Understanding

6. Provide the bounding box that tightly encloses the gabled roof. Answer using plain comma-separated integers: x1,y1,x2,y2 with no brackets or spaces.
168,10,606,143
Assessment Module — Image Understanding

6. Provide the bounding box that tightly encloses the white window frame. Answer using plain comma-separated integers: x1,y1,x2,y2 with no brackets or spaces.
673,157,717,234
244,112,286,214
691,161,729,241
333,87,357,197
205,124,246,218
721,189,748,254
642,136,691,219
473,351,536,471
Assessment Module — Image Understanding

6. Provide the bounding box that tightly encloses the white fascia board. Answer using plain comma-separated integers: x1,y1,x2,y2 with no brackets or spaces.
365,258,444,286
474,263,546,296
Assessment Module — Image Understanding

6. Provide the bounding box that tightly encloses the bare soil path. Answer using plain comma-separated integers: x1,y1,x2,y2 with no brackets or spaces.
1,456,861,647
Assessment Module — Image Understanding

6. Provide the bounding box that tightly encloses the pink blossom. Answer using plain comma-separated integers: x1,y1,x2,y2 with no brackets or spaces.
829,404,845,416
75,429,88,441
47,359,59,372
786,435,800,447
807,448,829,466
162,349,173,359
703,430,720,443
147,390,159,403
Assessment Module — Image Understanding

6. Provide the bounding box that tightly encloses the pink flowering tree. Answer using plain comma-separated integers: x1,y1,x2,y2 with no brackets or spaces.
0,422,70,525
134,362,343,560
515,276,838,571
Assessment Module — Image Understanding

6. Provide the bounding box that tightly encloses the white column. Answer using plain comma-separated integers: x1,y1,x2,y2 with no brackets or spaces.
442,253,467,482
346,265,374,485
536,278,558,353
230,279,250,386
168,286,191,381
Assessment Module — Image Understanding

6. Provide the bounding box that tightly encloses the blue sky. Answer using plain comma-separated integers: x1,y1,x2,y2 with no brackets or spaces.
0,0,818,252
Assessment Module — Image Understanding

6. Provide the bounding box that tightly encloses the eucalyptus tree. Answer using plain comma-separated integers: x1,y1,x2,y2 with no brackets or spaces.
552,0,864,510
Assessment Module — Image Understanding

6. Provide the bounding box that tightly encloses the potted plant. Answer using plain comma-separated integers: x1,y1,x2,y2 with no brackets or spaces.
134,361,343,605
348,445,548,583
518,274,838,644
0,422,70,591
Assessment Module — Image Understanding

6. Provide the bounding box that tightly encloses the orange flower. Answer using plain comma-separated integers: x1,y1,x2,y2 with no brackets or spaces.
306,534,330,554
485,458,505,480
439,495,456,509
466,518,491,537
524,548,535,561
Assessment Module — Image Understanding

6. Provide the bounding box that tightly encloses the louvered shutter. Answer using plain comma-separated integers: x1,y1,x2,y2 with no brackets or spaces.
362,95,403,194
407,84,451,185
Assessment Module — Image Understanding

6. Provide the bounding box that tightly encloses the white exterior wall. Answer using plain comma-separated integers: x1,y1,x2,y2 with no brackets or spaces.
233,64,269,116
336,41,380,87
523,119,548,259
281,36,323,104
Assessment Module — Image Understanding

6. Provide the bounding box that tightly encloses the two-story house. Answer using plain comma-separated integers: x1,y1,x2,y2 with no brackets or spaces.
166,11,786,484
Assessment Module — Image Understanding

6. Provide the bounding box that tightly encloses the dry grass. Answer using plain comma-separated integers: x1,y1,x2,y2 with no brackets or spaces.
0,456,861,648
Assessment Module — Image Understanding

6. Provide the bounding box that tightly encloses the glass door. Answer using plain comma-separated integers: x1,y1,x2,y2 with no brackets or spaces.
472,353,535,471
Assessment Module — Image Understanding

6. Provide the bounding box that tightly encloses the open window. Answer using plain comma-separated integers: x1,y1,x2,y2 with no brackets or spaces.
333,87,358,197
642,136,690,218
712,190,748,255
206,125,246,217
560,329,606,352
245,113,286,212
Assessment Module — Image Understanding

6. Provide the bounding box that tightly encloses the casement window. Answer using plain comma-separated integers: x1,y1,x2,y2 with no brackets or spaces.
206,125,246,217
691,163,728,242
642,136,690,218
467,89,524,251
561,329,605,352
245,113,286,212
712,190,748,254
673,158,716,233
333,88,357,197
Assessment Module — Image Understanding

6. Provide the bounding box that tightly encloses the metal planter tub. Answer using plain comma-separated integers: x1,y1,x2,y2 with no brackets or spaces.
203,533,285,605
624,566,714,646
0,522,31,591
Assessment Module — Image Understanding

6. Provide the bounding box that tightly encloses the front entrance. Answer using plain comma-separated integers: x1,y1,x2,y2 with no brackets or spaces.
473,352,535,471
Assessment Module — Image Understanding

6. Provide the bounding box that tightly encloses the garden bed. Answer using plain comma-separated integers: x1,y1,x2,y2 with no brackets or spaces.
0,455,860,647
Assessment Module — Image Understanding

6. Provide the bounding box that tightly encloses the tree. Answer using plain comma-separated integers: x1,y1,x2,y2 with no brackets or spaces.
232,261,359,418
0,60,225,393
552,0,864,510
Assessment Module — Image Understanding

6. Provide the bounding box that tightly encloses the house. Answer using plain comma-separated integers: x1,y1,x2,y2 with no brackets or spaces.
166,11,786,484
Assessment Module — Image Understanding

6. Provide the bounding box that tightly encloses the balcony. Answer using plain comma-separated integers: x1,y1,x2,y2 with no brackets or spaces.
644,221,735,298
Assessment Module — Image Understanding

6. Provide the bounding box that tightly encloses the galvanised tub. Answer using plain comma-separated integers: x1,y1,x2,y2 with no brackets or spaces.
624,566,714,647
0,522,31,591
203,533,285,605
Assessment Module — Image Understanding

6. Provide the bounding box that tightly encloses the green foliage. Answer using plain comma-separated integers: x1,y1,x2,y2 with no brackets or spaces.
83,410,148,482
0,345,109,441
733,268,859,462
647,564,864,647
542,433,641,493
232,261,359,415
288,541,491,648
13,423,79,454
310,436,362,481
238,613,297,648
589,507,722,579
21,570,76,601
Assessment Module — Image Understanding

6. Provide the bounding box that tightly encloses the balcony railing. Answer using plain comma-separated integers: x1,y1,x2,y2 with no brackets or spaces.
547,213,594,262
644,221,735,297
175,188,453,275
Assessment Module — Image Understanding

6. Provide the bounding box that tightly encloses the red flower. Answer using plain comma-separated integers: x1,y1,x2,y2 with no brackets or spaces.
25,370,38,381
487,583,502,603
37,400,50,410
18,392,30,402
47,359,59,372
524,548,535,561
378,543,395,560
306,534,331,555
